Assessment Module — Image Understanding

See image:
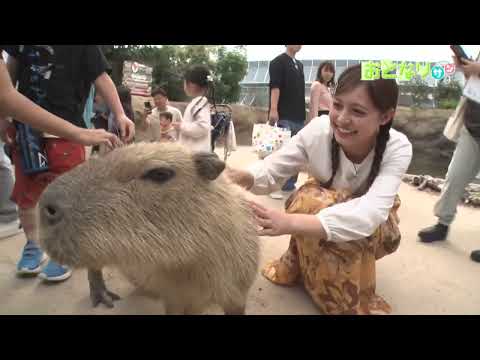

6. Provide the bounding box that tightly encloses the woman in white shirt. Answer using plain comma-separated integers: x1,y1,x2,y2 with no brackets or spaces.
173,65,212,153
226,64,413,315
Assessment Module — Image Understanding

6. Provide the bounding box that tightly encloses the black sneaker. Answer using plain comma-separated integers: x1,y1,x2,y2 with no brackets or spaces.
470,250,480,263
418,223,449,243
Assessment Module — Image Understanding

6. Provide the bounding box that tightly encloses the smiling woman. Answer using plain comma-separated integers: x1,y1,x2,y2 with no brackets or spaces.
226,64,413,315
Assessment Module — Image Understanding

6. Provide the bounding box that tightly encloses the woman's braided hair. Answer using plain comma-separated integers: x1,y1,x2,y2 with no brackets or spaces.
324,64,398,195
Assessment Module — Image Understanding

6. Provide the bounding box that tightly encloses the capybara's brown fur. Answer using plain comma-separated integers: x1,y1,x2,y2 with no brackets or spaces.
38,142,259,314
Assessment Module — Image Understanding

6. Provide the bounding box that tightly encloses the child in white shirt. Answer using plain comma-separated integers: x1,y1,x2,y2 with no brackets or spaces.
174,65,212,153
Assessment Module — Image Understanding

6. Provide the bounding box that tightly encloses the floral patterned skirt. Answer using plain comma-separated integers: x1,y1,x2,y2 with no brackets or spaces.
262,178,401,315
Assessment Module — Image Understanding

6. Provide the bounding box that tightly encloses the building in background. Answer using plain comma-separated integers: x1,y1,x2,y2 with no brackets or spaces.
239,58,464,109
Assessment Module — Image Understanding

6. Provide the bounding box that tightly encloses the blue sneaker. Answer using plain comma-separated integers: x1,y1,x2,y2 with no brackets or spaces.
281,177,297,192
281,183,296,192
17,240,48,275
38,260,72,282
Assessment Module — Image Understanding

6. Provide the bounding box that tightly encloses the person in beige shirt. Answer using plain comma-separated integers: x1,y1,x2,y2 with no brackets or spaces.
143,87,183,142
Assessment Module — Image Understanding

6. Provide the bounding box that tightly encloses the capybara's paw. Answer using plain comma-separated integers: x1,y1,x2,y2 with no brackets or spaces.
261,260,298,286
90,288,121,308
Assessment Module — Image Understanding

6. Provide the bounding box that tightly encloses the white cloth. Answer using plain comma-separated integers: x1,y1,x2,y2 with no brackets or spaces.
445,51,480,142
226,121,237,152
444,96,468,143
179,96,212,153
463,75,480,104
248,116,413,243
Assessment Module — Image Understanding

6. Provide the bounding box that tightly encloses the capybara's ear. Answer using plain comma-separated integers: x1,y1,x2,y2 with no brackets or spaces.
193,152,226,181
142,167,176,184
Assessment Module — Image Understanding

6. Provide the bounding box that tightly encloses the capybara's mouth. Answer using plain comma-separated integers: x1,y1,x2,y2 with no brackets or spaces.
40,237,81,268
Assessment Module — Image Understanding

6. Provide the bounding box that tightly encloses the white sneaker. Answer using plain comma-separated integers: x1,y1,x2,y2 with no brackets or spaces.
269,191,284,200
0,219,22,240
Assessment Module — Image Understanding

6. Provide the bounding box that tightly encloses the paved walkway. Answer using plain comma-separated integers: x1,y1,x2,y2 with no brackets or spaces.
0,146,479,315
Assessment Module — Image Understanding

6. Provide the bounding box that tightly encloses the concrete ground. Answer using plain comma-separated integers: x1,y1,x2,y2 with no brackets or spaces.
0,146,479,315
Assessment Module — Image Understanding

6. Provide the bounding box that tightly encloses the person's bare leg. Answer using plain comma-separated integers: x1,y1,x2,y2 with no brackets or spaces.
16,206,48,274
19,206,38,243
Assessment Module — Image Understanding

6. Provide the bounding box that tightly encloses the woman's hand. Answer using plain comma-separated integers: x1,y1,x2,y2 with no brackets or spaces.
250,200,327,239
250,201,293,236
224,167,254,190
454,57,480,78
461,59,480,78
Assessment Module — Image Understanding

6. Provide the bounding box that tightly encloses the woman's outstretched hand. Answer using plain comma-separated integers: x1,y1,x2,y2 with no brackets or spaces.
250,200,327,239
249,201,292,236
224,167,254,190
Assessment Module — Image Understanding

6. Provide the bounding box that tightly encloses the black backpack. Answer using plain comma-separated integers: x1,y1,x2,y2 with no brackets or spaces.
210,104,232,159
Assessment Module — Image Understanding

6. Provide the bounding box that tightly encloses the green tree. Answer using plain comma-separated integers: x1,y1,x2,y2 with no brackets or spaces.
402,77,432,108
213,46,248,103
104,45,248,103
433,79,462,109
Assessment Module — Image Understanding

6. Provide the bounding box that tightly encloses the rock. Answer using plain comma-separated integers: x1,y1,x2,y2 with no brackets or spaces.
403,173,480,208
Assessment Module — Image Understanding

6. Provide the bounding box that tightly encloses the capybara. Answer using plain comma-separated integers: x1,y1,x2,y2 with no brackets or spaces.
38,142,259,315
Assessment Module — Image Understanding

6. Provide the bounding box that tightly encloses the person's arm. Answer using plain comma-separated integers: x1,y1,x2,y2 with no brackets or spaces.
5,54,18,85
250,135,412,241
249,200,327,238
268,58,283,125
227,122,311,194
452,55,480,80
82,45,134,142
308,82,321,122
269,89,280,125
0,60,120,147
145,108,156,128
94,73,135,142
178,100,211,138
0,52,18,127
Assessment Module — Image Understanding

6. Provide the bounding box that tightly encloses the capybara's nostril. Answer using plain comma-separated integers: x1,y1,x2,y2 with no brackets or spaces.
43,203,63,225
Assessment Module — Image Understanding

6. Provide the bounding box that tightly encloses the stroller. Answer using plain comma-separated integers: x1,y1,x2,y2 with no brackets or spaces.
210,104,235,162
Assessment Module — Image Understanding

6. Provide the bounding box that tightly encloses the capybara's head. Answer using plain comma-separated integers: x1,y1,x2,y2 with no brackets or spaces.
38,142,227,269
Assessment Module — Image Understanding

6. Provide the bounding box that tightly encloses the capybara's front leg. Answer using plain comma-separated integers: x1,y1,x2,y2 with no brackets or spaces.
224,306,245,315
88,268,121,308
224,297,247,315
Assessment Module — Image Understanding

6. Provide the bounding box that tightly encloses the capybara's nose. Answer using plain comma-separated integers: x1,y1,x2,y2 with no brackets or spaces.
42,202,64,225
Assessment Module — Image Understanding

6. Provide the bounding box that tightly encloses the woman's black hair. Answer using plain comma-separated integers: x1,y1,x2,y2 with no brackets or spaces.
324,64,398,196
316,61,336,88
184,65,211,88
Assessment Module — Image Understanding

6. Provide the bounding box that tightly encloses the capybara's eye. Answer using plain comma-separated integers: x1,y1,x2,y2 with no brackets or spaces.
46,206,56,216
142,168,176,184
